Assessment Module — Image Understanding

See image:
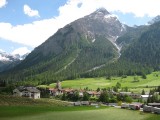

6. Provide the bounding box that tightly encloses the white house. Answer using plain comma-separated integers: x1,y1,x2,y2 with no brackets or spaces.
13,86,40,99
141,95,152,102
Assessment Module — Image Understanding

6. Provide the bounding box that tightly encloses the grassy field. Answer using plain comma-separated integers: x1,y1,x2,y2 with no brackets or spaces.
38,71,160,93
0,94,160,120
1,106,160,120
1,72,160,120
0,95,70,106
0,95,107,119
0,105,106,118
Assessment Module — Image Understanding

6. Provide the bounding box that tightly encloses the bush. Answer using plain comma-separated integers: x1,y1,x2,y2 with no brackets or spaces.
121,75,127,79
117,101,122,106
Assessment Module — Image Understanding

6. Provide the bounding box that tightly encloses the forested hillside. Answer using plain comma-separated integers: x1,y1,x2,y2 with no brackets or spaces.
121,21,160,69
1,9,160,86
0,8,124,85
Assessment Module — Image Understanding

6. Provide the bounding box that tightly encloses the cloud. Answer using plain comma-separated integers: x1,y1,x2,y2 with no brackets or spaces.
0,49,5,52
11,47,31,56
1,0,160,48
24,4,40,17
0,0,7,8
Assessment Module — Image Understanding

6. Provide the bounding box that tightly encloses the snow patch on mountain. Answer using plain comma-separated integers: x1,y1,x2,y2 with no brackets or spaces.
0,55,11,61
104,14,118,20
0,49,29,62
92,39,96,43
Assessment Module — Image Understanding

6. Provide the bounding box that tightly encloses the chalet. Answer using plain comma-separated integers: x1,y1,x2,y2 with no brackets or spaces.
121,103,129,109
141,95,152,102
49,88,63,96
148,103,160,108
129,104,140,110
143,105,153,112
109,91,118,96
119,92,132,96
119,92,140,99
143,105,160,114
49,80,64,96
13,86,40,99
130,93,141,99
153,107,160,114
49,88,75,96
86,91,101,97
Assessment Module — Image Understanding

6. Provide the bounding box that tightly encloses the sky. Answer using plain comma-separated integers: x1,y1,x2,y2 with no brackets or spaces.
0,0,160,55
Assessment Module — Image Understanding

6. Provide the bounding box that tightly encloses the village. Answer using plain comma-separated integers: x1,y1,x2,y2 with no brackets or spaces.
12,80,160,114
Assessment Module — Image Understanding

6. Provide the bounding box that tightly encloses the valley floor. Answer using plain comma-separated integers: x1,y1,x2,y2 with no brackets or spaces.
39,71,160,93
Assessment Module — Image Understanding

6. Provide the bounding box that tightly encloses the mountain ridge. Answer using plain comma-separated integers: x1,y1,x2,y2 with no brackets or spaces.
1,8,160,85
0,50,29,72
1,8,126,83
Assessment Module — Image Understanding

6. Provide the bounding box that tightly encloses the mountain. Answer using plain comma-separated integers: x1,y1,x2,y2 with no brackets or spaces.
116,25,149,51
2,8,160,85
75,15,160,78
148,15,160,25
0,50,29,72
121,21,160,69
1,8,127,84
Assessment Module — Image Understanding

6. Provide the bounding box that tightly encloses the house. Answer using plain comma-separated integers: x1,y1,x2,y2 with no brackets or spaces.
86,91,101,97
141,95,152,102
148,103,160,108
13,86,40,99
49,88,63,96
131,94,141,99
49,81,64,96
143,105,153,112
119,92,132,96
129,104,140,110
119,92,140,99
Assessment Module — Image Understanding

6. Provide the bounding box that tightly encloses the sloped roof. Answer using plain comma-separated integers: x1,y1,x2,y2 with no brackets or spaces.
15,86,40,93
141,95,152,98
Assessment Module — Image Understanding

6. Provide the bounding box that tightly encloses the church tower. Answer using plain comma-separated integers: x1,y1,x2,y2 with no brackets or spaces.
56,80,61,89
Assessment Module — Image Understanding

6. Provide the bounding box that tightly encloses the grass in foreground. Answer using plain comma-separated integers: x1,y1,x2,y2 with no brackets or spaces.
0,95,69,106
0,95,159,120
1,107,160,120
0,95,106,119
0,105,105,118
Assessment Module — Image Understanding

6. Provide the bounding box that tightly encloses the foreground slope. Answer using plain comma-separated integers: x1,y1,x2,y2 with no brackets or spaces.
1,107,158,120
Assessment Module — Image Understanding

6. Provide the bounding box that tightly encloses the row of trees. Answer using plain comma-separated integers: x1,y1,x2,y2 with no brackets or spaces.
60,89,133,103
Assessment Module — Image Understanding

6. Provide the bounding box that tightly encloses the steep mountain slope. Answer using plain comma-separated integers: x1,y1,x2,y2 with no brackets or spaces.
121,21,160,69
116,25,148,51
82,19,160,78
1,8,127,83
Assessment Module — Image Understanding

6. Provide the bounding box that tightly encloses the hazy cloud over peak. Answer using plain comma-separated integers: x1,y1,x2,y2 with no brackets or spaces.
24,4,40,17
0,0,7,8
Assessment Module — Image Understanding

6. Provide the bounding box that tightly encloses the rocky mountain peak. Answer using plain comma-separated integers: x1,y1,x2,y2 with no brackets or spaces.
89,8,110,19
95,8,110,15
0,50,29,62
148,15,160,25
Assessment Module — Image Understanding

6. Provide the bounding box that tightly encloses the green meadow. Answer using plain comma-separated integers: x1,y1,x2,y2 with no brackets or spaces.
0,95,159,120
1,106,160,120
39,71,160,93
1,71,160,120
